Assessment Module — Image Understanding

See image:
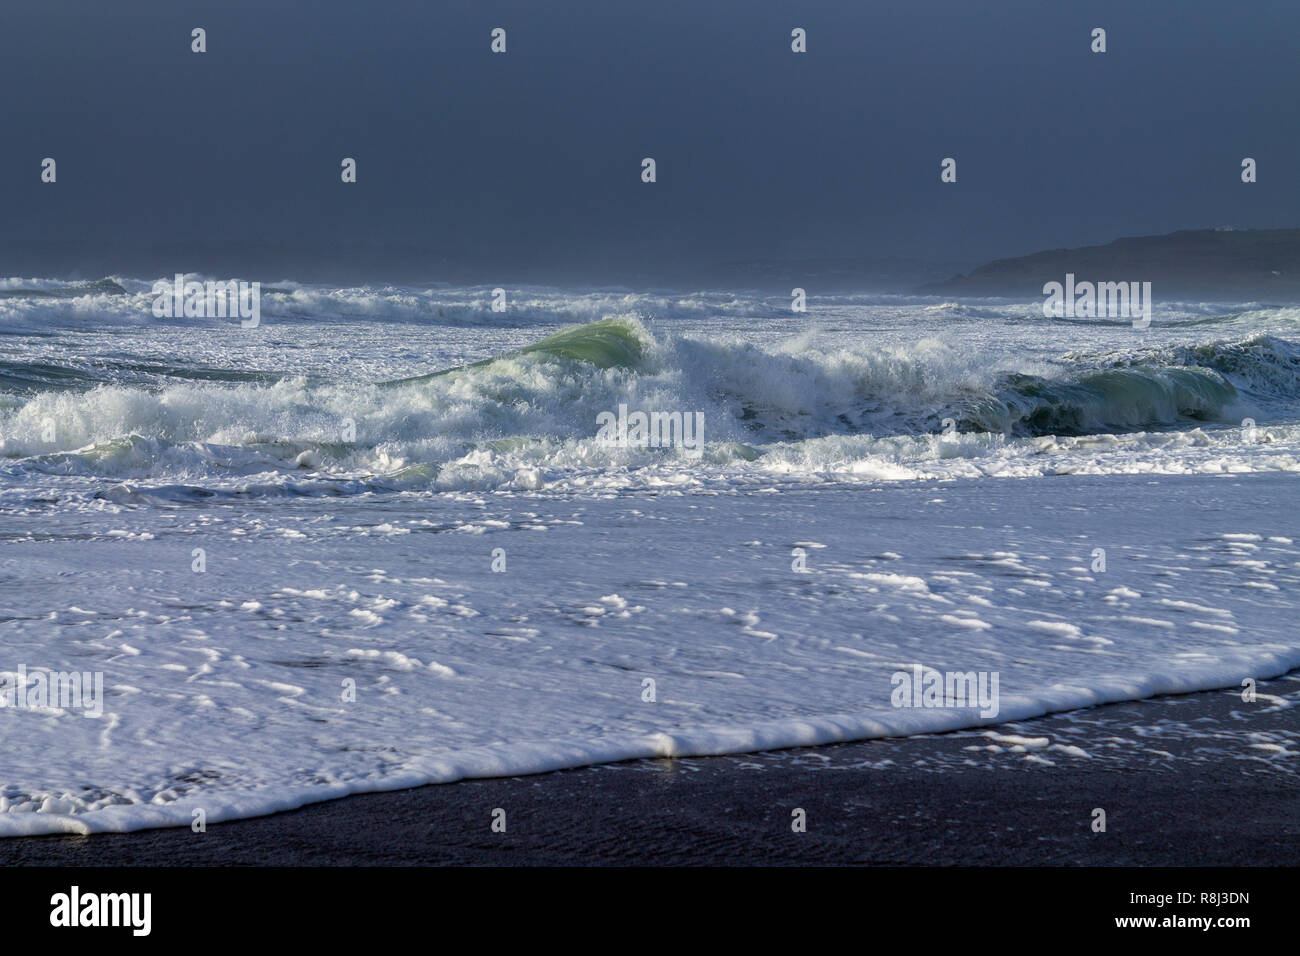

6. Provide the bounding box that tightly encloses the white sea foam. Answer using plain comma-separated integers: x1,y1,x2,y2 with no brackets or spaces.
2,281,1299,836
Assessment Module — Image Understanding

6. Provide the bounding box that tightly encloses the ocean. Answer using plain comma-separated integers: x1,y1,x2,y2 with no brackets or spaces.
1,277,1298,835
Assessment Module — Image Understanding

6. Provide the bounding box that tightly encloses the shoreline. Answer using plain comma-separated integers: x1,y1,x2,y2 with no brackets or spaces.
3,669,1296,866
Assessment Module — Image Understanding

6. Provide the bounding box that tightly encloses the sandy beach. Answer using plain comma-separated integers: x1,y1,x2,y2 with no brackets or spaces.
4,668,1294,866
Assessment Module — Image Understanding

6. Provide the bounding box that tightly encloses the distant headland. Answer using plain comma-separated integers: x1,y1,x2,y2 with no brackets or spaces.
919,229,1300,301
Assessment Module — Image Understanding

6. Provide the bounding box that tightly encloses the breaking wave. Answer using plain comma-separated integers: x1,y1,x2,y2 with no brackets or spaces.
4,315,1300,495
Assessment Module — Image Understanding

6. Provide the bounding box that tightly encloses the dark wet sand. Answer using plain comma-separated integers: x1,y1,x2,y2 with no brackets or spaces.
3,674,1297,866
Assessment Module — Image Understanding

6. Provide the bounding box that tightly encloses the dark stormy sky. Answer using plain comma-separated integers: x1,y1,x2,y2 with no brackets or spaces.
1,0,1296,282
